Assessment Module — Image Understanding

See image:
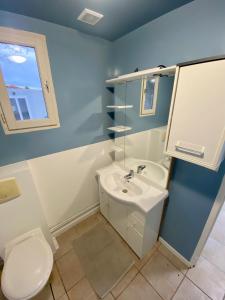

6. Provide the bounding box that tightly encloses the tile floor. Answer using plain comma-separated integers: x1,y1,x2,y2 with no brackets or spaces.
0,209,225,300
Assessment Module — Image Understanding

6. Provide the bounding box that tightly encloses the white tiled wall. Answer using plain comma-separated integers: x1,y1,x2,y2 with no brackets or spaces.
29,140,113,231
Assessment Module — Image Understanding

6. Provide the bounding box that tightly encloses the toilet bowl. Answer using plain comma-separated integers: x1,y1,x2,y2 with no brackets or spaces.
1,228,53,300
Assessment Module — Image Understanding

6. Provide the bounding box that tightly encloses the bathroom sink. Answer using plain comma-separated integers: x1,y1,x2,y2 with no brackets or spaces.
103,171,148,198
97,164,168,213
125,158,168,188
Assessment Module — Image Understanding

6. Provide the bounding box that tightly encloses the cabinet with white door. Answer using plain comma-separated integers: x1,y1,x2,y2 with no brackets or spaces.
99,185,164,258
165,57,225,170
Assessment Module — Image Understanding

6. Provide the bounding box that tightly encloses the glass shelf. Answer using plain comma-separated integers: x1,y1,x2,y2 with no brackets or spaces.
106,105,133,109
111,145,124,152
107,126,132,133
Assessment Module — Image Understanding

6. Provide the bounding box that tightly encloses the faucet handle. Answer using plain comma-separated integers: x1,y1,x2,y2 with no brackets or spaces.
124,169,134,180
137,165,146,174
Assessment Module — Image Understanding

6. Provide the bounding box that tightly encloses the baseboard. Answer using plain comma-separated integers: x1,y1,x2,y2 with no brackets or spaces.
159,237,194,267
50,203,100,236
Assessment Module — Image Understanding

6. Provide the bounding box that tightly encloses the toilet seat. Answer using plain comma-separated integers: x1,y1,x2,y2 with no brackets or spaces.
1,235,53,300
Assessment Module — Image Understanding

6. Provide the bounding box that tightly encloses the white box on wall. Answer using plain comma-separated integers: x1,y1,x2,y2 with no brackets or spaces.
0,161,55,258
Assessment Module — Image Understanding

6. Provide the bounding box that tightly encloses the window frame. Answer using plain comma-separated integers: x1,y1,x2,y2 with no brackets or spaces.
0,26,60,134
140,76,159,117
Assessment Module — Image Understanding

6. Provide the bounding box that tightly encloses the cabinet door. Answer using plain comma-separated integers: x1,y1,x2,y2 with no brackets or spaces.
109,199,128,239
166,60,225,170
99,188,110,220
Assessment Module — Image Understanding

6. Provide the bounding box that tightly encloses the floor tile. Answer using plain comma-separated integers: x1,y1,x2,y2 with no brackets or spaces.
173,278,210,300
75,214,102,237
210,221,225,246
217,208,225,227
187,256,225,300
55,213,104,260
56,250,85,291
97,212,108,224
67,278,98,300
141,251,183,300
111,266,138,298
59,295,69,300
50,264,66,299
158,244,189,274
201,237,225,273
135,245,157,270
117,273,162,300
102,293,114,300
33,284,54,300
55,226,79,260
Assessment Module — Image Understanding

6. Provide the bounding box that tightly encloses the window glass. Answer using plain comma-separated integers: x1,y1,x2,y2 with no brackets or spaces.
9,98,21,120
144,78,155,110
0,42,48,120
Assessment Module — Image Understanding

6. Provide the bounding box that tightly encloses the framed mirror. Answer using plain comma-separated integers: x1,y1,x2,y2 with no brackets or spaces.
112,76,175,188
140,76,159,116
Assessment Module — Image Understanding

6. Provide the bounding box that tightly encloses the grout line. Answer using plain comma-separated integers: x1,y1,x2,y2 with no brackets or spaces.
157,248,188,275
136,247,158,272
140,272,164,300
201,252,225,275
54,247,73,262
63,275,86,295
110,265,139,299
140,251,184,300
170,275,185,300
114,272,139,299
54,261,78,298
185,276,214,300
49,283,56,300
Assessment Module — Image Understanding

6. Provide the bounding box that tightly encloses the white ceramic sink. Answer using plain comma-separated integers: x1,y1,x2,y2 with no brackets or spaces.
104,171,148,198
125,158,168,188
97,164,168,213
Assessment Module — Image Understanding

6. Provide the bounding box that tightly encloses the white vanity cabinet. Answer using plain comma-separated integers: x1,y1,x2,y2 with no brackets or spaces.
165,58,225,170
99,185,164,258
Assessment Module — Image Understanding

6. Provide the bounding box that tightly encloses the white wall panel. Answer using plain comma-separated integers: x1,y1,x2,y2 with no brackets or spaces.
0,161,54,258
29,140,113,229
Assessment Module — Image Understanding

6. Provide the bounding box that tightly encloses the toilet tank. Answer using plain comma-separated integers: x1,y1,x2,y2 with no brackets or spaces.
0,161,55,259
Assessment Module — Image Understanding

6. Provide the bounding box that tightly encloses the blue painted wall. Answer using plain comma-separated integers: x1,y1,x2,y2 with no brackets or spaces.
0,10,113,166
125,77,174,134
113,0,225,260
112,77,174,136
161,159,225,260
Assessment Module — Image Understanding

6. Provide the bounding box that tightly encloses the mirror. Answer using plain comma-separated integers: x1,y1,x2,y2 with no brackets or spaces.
113,75,174,188
140,76,159,116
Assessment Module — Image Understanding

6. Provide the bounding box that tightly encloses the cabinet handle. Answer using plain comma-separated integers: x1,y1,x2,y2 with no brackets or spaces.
175,145,204,158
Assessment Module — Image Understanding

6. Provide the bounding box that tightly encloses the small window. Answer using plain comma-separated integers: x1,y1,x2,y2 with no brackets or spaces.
10,96,32,120
140,76,159,116
0,27,60,134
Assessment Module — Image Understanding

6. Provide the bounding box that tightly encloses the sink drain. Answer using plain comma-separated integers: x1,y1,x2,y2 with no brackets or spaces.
122,189,128,193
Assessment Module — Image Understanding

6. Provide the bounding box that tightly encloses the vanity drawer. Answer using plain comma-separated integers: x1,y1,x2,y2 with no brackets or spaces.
127,225,143,258
128,212,145,236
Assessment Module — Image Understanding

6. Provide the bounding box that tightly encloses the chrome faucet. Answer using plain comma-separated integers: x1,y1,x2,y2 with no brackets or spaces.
124,170,134,181
137,165,146,174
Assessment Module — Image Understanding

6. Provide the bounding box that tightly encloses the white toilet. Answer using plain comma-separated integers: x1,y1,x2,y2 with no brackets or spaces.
1,228,53,300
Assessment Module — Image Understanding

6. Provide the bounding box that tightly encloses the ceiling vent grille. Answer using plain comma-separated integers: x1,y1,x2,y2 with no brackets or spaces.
77,8,104,26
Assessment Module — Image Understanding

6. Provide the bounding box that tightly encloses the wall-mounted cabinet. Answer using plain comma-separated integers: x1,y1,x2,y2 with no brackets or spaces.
165,58,225,170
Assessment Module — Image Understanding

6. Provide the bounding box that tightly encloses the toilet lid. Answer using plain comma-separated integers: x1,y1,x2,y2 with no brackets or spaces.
1,236,53,300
